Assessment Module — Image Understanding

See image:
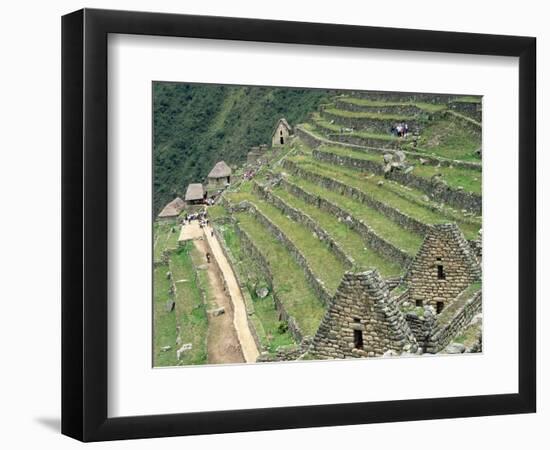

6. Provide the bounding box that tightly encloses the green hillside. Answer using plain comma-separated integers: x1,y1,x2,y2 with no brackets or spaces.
153,83,331,213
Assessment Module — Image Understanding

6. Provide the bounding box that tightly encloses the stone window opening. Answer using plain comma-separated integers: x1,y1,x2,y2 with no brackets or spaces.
353,329,364,349
280,136,284,144
437,264,446,280
436,301,444,314
416,299,423,307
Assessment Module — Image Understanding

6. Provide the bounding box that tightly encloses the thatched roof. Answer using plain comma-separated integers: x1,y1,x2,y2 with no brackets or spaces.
185,183,204,201
208,161,232,179
158,197,185,218
272,118,292,137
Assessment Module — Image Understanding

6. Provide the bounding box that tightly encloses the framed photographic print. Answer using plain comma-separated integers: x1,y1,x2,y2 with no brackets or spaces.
61,8,536,442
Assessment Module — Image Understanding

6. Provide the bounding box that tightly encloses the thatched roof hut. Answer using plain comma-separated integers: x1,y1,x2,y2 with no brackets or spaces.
158,197,185,219
185,183,204,203
208,161,232,180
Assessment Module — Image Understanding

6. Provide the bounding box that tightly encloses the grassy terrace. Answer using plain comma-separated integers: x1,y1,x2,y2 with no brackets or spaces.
153,262,178,366
219,222,295,352
316,144,481,194
306,117,398,142
272,186,404,276
153,221,180,261
234,212,325,336
452,96,482,104
338,97,447,113
284,155,481,239
169,243,208,366
323,107,415,122
227,186,346,293
277,175,422,256
406,118,481,162
437,282,481,324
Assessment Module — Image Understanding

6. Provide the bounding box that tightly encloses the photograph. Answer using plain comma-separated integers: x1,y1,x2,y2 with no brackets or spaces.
152,83,483,367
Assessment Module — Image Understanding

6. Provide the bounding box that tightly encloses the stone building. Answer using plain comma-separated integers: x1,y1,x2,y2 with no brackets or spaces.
310,270,417,359
405,223,481,314
271,118,292,147
184,183,205,205
157,197,185,221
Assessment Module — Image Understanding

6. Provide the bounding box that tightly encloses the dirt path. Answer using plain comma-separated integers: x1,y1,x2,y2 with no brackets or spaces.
193,238,244,365
204,227,260,363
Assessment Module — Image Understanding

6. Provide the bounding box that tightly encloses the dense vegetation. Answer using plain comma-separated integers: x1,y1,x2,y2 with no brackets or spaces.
153,82,331,213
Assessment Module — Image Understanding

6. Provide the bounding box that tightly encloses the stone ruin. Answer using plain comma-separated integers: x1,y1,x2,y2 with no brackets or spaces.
406,223,481,311
309,270,417,359
247,144,269,165
301,223,482,360
383,150,413,177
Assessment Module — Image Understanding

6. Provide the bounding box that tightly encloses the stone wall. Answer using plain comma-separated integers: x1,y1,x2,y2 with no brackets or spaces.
282,158,432,237
299,125,481,171
244,202,334,306
272,122,291,147
427,290,482,353
350,91,455,104
320,109,422,134
233,222,304,343
252,182,355,269
311,148,482,214
212,224,263,351
334,99,432,116
322,131,403,150
310,271,417,359
448,101,482,122
406,224,481,309
278,177,414,268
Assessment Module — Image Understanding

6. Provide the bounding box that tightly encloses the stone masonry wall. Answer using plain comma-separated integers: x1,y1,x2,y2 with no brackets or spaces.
233,222,304,343
212,224,263,351
320,109,422,134
310,271,417,359
278,177,413,268
299,125,481,171
448,101,482,122
334,99,434,117
406,224,481,309
311,148,482,214
252,182,355,269
239,201,334,307
427,290,482,353
351,91,455,104
282,158,432,237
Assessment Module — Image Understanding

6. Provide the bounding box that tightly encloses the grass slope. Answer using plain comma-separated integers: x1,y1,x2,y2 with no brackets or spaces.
235,212,325,336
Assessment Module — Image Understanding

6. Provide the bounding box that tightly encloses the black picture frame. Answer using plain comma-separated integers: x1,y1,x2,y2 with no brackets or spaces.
61,8,536,442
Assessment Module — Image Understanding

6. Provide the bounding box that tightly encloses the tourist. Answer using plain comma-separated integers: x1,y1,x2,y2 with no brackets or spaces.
206,252,211,263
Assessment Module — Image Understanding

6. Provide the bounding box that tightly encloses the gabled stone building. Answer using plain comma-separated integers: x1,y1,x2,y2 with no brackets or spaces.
310,270,417,359
405,223,481,314
271,118,292,147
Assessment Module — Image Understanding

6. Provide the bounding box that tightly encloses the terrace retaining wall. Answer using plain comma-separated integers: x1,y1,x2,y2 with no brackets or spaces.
320,108,423,134
233,222,304,343
278,177,414,269
300,125,481,171
252,182,355,269
428,290,482,353
212,224,263,351
282,159,432,237
312,149,482,214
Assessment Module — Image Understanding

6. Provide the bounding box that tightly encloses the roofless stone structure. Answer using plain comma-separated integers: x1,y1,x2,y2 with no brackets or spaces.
406,223,481,313
310,270,417,359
